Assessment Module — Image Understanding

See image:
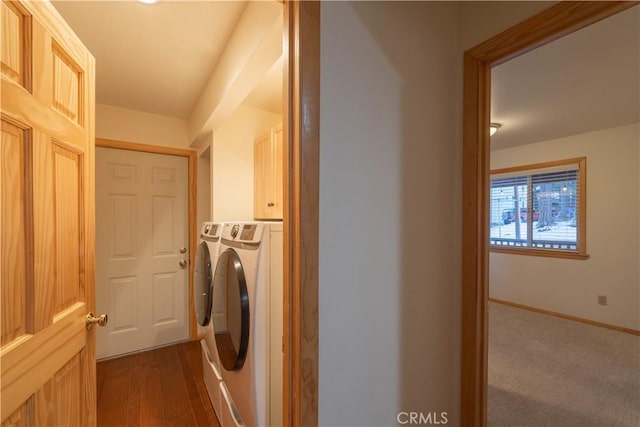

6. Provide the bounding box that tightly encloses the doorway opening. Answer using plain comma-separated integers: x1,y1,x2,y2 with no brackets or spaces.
461,2,638,425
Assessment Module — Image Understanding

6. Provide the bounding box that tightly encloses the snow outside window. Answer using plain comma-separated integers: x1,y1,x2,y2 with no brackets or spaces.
489,158,587,258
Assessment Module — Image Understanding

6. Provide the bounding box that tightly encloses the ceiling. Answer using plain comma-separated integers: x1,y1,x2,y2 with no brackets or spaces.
52,2,637,143
242,55,283,115
52,0,248,119
491,5,639,150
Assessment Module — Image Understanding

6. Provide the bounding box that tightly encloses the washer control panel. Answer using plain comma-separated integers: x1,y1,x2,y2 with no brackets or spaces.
221,223,262,244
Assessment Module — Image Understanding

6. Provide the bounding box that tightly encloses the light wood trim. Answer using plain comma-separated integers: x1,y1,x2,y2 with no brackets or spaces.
462,51,491,427
491,157,586,176
187,151,197,339
283,1,319,426
95,138,195,158
489,247,589,260
466,1,638,67
462,2,638,426
283,3,292,424
490,156,587,258
94,138,199,340
1,303,86,419
577,157,587,257
489,298,640,336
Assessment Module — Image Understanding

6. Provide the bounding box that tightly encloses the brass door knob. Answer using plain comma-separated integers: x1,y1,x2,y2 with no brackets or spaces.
179,259,188,268
86,313,108,330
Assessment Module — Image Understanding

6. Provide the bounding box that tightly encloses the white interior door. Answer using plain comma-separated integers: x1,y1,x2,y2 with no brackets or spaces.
95,147,189,359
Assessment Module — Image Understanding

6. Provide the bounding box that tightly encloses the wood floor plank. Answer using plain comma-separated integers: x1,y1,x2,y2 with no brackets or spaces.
134,362,164,426
156,345,196,422
164,411,197,427
184,341,219,425
97,361,130,427
97,341,221,427
96,358,106,405
176,342,214,427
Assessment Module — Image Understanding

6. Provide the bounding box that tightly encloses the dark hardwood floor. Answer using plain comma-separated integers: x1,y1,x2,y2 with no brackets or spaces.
97,341,221,427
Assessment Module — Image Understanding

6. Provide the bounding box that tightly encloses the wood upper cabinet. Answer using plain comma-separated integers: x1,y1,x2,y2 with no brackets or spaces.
254,124,283,219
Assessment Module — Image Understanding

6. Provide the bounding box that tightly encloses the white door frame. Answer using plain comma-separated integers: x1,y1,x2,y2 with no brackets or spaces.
95,138,199,339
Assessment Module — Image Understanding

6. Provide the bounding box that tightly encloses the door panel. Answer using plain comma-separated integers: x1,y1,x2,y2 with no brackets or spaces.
110,194,136,257
0,1,29,88
111,276,137,332
152,195,176,255
52,143,83,313
0,120,28,347
1,1,95,425
51,43,82,124
35,352,84,426
254,133,270,219
152,272,179,325
273,124,283,218
96,148,188,359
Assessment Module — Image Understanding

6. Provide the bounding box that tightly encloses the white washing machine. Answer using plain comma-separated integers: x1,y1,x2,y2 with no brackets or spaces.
211,222,283,427
194,221,224,420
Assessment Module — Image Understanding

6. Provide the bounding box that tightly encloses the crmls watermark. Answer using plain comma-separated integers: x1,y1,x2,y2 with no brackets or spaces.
396,411,448,425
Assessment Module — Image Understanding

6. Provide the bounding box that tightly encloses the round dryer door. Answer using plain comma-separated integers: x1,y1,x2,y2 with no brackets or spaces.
194,241,213,327
213,248,249,371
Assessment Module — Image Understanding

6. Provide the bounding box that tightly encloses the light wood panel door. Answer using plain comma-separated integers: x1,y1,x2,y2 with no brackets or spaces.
1,0,96,425
254,124,283,219
95,147,189,359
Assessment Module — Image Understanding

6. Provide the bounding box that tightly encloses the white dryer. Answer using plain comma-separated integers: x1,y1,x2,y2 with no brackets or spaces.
194,221,224,420
212,222,283,427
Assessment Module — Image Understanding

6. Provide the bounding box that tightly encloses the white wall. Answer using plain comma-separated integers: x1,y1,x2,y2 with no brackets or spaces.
490,123,640,331
458,1,557,51
197,146,212,227
317,2,572,426
212,105,280,222
320,2,458,425
96,103,189,148
189,1,282,145
95,103,212,272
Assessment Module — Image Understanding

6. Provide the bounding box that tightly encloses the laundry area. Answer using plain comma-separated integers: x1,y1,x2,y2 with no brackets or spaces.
47,1,286,426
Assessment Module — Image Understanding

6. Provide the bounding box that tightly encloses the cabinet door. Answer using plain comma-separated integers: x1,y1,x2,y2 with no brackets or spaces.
254,133,271,219
272,124,283,219
253,125,283,220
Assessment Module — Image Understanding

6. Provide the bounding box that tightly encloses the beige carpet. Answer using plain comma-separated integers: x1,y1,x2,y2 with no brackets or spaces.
488,302,640,426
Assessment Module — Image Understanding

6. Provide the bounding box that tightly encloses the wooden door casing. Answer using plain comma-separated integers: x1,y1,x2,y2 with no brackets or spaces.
1,0,96,425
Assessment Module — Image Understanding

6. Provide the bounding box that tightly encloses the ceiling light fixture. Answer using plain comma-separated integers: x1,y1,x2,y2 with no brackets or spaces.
138,0,157,4
490,123,502,136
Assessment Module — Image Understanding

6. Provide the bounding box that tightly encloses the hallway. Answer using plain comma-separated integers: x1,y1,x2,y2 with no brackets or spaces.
97,341,220,427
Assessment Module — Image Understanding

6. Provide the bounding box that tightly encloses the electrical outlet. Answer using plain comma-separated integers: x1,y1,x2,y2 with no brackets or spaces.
598,295,607,306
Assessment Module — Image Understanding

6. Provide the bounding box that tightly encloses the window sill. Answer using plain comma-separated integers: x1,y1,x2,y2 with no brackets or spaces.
489,246,590,260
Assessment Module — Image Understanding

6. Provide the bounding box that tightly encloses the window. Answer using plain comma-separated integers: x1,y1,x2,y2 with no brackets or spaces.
489,157,587,259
